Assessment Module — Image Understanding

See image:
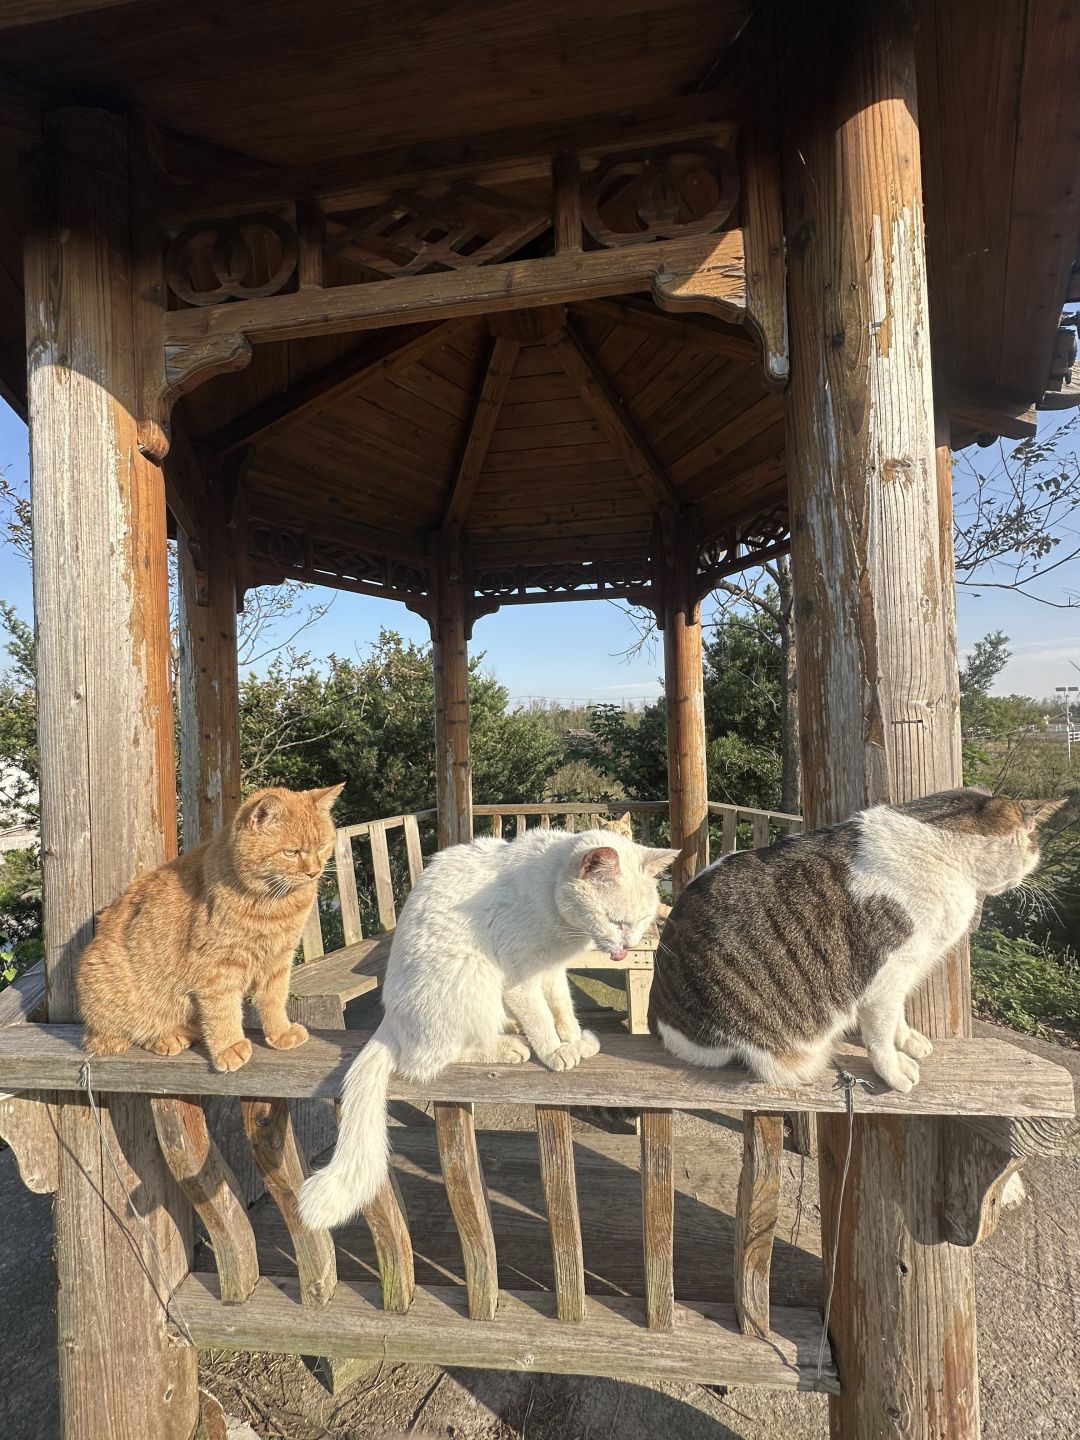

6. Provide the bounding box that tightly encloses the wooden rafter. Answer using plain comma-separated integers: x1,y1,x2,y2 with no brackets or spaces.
205,320,466,454
578,297,758,363
443,335,519,527
546,322,681,514
0,0,141,29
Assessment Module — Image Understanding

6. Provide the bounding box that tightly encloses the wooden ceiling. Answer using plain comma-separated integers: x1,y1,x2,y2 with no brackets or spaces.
0,0,1077,543
179,301,783,568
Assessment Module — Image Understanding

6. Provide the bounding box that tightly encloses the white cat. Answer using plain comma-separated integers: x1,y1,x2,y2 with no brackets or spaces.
299,827,677,1229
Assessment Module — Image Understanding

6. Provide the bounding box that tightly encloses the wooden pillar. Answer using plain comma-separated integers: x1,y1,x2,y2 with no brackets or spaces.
25,109,198,1440
660,518,708,896
175,454,242,845
431,528,473,848
781,5,976,1437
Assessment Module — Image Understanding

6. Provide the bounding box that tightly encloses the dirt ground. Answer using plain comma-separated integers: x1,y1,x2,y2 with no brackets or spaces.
2,1020,1078,1440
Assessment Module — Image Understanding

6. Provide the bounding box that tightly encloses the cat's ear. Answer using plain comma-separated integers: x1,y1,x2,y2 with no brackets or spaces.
1022,796,1069,831
639,846,680,876
307,782,346,812
578,846,621,881
617,812,631,825
244,792,285,832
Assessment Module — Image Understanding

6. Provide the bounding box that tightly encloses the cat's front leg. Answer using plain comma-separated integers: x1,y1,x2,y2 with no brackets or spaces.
504,977,582,1071
253,959,309,1052
195,984,252,1072
858,998,920,1093
542,967,600,1059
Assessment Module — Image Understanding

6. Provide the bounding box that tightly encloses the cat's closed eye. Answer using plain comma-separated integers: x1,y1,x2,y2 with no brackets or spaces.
282,848,301,858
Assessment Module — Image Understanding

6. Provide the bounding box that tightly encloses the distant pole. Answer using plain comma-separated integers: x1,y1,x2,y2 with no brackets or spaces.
1056,686,1078,763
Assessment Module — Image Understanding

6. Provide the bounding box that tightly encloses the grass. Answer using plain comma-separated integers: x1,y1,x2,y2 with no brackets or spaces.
971,927,1080,1046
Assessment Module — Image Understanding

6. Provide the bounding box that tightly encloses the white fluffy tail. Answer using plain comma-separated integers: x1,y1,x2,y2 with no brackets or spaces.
298,1022,397,1230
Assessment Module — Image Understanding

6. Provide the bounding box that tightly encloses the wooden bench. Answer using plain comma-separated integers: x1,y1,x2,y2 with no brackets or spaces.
0,1020,1073,1396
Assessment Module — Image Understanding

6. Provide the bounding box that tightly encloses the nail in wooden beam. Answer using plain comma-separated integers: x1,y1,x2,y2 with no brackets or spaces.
363,1172,416,1313
734,1111,783,1338
152,1096,259,1303
535,1105,586,1322
640,1108,675,1331
435,1101,499,1320
241,1098,337,1306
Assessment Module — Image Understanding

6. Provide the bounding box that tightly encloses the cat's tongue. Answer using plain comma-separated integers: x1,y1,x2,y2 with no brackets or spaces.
610,946,628,962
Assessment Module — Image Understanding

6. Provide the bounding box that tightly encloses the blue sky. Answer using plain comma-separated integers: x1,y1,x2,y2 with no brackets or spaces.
1,399,1078,707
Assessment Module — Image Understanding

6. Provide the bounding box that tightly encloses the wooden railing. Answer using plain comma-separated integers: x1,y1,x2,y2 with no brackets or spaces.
305,800,803,957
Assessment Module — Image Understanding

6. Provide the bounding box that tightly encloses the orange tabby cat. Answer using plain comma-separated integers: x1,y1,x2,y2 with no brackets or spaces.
77,784,344,1071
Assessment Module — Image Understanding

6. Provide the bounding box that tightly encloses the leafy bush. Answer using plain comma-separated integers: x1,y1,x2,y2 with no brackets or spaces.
971,926,1080,1041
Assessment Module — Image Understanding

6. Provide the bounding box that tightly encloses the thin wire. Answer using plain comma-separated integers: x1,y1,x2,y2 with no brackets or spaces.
815,1069,868,1384
78,1060,196,1347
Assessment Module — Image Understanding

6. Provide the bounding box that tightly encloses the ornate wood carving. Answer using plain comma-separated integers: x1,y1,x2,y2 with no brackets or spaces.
248,519,431,606
470,556,652,615
325,182,549,277
581,144,737,248
696,505,789,595
165,213,297,305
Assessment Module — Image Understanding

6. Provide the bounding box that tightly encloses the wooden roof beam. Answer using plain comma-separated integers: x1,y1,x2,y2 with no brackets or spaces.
204,319,466,454
946,386,1038,443
546,321,681,515
0,0,142,29
443,335,520,527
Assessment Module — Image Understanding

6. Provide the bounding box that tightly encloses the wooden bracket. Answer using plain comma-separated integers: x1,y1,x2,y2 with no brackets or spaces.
0,1092,60,1194
943,1121,1026,1247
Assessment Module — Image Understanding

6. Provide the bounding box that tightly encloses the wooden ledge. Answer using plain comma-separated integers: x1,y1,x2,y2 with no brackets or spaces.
0,1026,1072,1120
174,1275,839,1394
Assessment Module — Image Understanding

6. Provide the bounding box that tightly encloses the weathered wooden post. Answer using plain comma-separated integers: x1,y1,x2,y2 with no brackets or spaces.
25,108,199,1439
780,4,976,1435
174,444,243,845
660,515,708,896
431,526,473,848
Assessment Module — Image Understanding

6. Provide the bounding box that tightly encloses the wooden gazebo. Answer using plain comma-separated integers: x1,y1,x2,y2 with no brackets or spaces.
0,2,1078,1437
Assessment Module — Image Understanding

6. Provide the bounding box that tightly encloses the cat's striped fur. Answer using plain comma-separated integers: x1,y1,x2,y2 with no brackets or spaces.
650,788,1063,1092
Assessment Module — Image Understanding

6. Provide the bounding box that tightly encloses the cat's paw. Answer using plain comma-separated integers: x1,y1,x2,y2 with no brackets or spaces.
899,1028,932,1060
266,1023,309,1051
497,1035,531,1064
144,1033,193,1057
577,1029,601,1060
869,1047,919,1094
542,1041,582,1072
212,1038,252,1072
503,1016,524,1035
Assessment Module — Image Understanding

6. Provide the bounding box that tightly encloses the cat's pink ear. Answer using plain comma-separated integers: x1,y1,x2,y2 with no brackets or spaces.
579,846,621,880
245,792,284,832
640,846,680,876
1022,796,1068,831
307,782,346,812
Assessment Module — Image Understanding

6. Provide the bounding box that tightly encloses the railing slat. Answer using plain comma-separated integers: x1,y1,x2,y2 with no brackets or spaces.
540,812,550,829
301,899,325,961
734,1111,784,1338
515,812,528,837
492,813,503,838
334,831,363,945
368,821,397,930
403,813,424,886
721,808,737,856
152,1096,259,1303
435,1101,498,1320
241,1098,336,1307
535,1106,585,1322
640,1108,675,1331
562,813,575,832
363,1173,416,1313
751,813,770,849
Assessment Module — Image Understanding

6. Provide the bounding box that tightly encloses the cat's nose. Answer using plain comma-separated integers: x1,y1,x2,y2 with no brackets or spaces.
305,868,320,879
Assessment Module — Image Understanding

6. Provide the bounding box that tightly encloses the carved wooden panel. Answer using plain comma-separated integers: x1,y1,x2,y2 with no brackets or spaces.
166,214,297,305
325,182,550,277
472,556,653,605
581,145,738,248
248,520,430,600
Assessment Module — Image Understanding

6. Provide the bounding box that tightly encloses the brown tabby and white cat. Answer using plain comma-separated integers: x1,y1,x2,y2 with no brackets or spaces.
77,784,343,1071
651,788,1065,1093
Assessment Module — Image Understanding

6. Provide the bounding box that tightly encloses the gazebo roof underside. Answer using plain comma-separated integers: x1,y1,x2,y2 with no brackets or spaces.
0,0,1078,576
179,302,782,576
